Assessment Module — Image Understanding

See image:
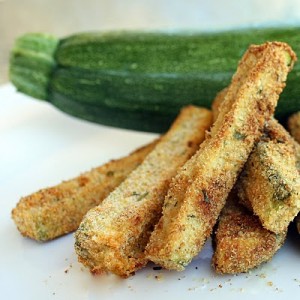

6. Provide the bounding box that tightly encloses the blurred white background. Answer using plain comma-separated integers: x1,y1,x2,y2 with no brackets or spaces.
1,0,300,84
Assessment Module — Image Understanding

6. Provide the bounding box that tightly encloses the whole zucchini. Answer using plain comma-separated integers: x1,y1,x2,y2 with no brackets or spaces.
9,28,300,133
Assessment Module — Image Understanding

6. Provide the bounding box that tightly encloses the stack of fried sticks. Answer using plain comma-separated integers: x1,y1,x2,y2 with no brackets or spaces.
12,42,300,278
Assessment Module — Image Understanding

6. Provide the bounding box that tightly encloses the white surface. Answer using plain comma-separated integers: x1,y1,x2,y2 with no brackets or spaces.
1,83,300,300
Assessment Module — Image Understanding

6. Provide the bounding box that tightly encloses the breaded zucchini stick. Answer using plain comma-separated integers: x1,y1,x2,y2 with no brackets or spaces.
12,140,158,241
237,119,300,234
288,111,300,144
145,42,296,271
74,106,213,277
212,193,286,274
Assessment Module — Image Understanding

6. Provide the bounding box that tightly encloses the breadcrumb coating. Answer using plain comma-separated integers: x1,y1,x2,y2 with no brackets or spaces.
212,193,286,274
211,87,228,122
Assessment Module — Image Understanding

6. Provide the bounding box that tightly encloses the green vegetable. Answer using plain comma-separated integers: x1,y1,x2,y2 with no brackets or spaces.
9,28,300,133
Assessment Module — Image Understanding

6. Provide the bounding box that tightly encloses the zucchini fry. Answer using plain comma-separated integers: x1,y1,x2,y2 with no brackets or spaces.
212,193,286,274
74,106,212,277
237,119,300,234
12,140,158,241
145,42,296,271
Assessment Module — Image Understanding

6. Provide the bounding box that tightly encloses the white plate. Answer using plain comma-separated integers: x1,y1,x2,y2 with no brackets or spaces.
1,84,300,300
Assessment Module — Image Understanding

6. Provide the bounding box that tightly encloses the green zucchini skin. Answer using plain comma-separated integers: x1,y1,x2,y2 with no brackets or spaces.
50,91,176,132
10,33,59,100
50,68,230,111
9,28,300,133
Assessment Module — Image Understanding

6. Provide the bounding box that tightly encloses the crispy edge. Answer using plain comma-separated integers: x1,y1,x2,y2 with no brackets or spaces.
74,106,212,277
211,87,228,123
11,139,158,241
145,42,296,271
237,119,300,234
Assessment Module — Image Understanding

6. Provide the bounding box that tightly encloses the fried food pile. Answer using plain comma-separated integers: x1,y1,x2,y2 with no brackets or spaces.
12,42,300,278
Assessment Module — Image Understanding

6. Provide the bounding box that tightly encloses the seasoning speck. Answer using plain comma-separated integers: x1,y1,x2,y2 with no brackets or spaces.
154,274,163,281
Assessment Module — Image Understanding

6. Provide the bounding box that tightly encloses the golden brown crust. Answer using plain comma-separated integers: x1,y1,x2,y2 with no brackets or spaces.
145,42,296,271
11,139,158,241
74,106,212,277
237,119,300,234
212,193,286,274
211,87,228,122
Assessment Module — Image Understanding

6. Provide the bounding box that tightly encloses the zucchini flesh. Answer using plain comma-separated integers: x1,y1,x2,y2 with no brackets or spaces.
9,28,300,133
